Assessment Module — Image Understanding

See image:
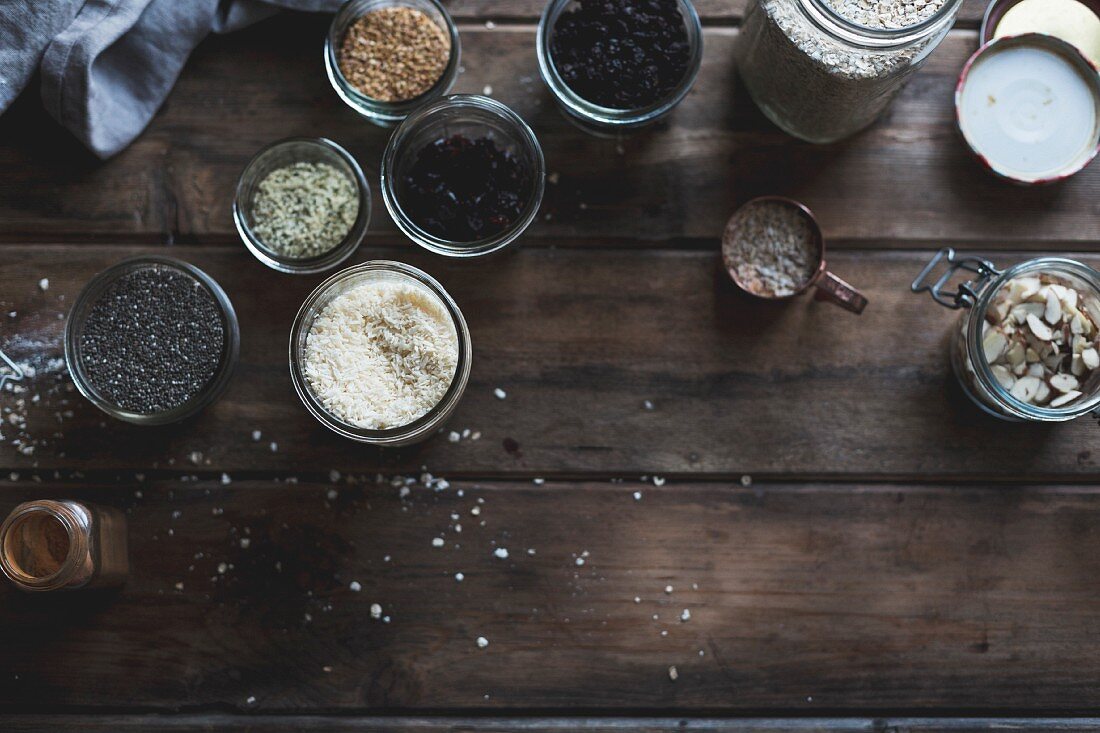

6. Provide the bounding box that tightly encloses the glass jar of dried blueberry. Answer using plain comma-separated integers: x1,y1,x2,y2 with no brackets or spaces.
381,95,546,257
64,256,240,425
537,0,703,133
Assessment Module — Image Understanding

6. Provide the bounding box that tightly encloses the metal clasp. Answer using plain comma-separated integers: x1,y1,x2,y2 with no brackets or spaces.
911,248,1001,310
0,347,24,392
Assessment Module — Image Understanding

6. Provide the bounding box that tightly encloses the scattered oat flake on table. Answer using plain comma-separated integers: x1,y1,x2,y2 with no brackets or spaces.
476,636,489,648
680,609,691,622
370,603,383,619
432,537,445,547
493,548,509,559
493,387,507,400
668,666,678,681
349,581,362,592
38,278,48,291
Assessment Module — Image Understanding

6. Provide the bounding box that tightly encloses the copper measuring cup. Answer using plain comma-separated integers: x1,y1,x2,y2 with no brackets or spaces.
722,196,868,314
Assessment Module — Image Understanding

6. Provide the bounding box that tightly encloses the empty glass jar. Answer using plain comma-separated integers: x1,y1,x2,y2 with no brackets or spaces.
736,0,964,143
913,248,1100,422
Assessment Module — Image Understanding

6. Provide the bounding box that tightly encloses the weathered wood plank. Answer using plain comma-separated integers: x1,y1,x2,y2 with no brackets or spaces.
3,21,1094,248
3,245,1100,479
7,715,1100,732
3,480,1100,712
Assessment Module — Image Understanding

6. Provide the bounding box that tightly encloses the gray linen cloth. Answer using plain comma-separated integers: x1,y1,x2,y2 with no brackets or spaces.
1,0,342,158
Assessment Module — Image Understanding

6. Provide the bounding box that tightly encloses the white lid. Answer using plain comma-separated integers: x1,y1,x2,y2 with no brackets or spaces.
958,34,1100,184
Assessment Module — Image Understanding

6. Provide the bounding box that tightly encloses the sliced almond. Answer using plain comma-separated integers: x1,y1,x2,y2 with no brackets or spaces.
1027,362,1045,378
1010,376,1043,403
991,365,1016,390
1026,313,1054,341
1025,347,1040,363
1050,390,1082,408
1072,353,1086,376
1012,303,1044,324
982,329,1007,363
1006,342,1026,366
1045,289,1063,325
1084,348,1100,370
1035,380,1052,404
1013,361,1027,376
1050,373,1080,393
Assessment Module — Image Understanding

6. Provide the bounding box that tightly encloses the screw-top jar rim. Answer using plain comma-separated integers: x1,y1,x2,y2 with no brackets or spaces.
64,256,240,425
536,0,704,128
798,0,965,49
380,94,546,258
288,260,473,445
0,501,87,591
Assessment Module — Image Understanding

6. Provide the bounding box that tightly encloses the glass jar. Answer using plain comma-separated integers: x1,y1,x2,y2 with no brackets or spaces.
913,248,1100,422
736,0,964,143
233,137,372,275
289,261,473,446
1,500,128,592
325,0,461,127
381,95,546,258
65,256,240,425
536,0,704,133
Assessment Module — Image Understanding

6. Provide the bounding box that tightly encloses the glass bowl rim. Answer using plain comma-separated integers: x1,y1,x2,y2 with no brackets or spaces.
233,136,372,275
288,260,473,444
64,255,240,425
380,94,546,258
535,0,704,126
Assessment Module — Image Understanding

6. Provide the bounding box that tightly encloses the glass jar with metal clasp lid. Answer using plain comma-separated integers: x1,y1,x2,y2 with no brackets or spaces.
913,248,1100,422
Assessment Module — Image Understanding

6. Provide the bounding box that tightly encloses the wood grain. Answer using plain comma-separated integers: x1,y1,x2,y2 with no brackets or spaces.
7,716,1100,732
3,479,1100,713
2,20,1096,248
4,245,1100,480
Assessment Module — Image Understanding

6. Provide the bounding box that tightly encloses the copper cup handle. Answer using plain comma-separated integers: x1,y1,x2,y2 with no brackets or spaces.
812,270,868,314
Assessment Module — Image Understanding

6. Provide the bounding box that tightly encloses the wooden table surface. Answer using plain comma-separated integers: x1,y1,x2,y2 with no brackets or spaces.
4,3,1100,731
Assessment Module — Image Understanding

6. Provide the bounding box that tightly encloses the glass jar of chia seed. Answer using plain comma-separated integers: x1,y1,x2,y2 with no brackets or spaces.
381,95,546,258
913,248,1100,422
325,0,461,127
736,0,964,143
536,0,704,133
65,256,240,425
289,261,472,446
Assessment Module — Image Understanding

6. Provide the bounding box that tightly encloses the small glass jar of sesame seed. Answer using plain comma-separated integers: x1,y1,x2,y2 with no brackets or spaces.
326,0,462,127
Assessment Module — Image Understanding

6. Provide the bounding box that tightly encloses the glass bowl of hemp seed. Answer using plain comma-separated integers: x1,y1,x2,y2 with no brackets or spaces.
325,0,461,127
233,137,371,275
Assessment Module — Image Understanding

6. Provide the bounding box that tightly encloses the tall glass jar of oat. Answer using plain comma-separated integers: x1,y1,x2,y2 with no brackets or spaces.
736,0,964,143
913,248,1100,423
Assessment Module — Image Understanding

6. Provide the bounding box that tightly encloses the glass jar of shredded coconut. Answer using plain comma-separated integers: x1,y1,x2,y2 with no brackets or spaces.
736,0,963,143
289,261,472,446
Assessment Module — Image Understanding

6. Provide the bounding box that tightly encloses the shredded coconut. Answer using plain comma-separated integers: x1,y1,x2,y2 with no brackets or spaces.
304,279,458,429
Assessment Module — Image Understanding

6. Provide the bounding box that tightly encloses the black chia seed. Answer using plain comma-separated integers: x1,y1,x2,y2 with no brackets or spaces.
401,134,531,242
550,0,691,110
79,265,225,414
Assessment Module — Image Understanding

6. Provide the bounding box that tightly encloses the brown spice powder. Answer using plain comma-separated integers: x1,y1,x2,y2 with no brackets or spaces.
337,7,451,103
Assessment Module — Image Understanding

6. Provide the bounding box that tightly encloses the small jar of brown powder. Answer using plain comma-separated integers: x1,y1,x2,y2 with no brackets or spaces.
326,0,461,126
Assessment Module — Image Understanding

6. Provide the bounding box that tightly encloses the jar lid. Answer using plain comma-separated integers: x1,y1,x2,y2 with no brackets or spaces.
956,33,1100,185
982,0,1100,65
